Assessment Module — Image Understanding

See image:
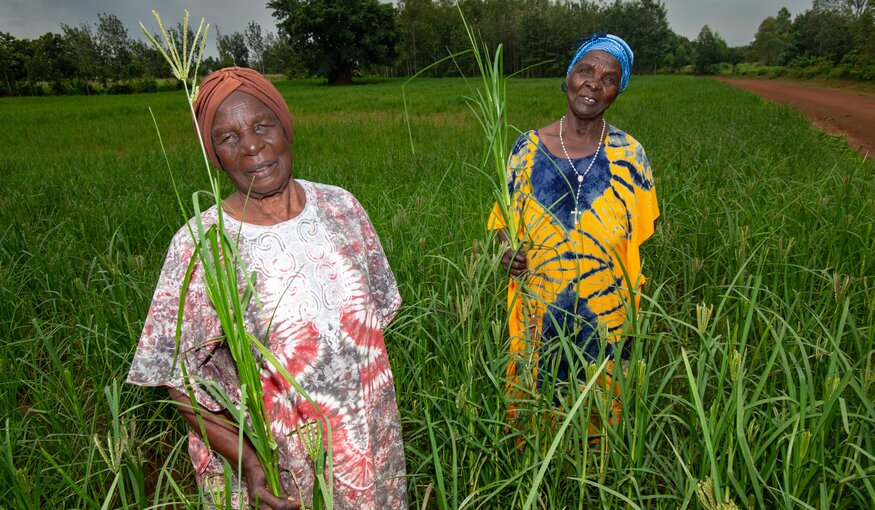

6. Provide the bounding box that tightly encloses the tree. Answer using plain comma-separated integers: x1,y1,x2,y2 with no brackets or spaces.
661,33,689,71
245,22,267,73
61,23,100,79
216,26,250,67
397,0,444,76
791,7,854,63
694,25,727,74
602,0,673,73
0,32,25,94
269,0,401,84
815,0,872,18
750,12,791,65
262,32,297,75
95,13,131,79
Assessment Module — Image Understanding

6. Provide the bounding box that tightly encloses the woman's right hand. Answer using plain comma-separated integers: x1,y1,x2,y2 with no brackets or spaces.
501,244,528,279
497,229,528,279
242,458,300,510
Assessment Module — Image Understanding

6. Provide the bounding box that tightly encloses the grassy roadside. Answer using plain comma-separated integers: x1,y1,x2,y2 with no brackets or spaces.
715,74,875,97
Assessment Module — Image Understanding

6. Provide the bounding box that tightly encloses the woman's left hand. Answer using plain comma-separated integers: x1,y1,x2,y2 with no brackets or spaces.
242,459,301,510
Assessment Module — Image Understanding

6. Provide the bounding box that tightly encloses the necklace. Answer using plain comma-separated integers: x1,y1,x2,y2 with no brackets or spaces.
559,116,607,224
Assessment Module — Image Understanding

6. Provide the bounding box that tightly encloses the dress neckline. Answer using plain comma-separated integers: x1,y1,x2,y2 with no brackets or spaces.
219,179,314,231
534,127,610,161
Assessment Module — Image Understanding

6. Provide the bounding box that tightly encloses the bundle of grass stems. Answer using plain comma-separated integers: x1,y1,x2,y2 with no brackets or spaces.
139,10,333,509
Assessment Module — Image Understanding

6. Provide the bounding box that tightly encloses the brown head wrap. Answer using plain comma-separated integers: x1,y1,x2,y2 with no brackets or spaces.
192,67,293,169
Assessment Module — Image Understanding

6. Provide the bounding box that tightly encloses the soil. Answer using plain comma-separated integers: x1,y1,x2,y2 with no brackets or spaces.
716,77,875,159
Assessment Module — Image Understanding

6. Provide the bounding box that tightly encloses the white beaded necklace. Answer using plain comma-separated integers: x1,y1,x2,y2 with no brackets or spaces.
559,116,607,224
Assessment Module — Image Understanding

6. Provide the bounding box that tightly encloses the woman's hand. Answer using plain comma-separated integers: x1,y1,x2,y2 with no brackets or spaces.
168,389,300,510
497,229,528,279
242,457,300,510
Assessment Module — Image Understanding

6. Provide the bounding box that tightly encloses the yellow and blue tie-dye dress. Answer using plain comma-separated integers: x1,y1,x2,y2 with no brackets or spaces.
489,126,659,385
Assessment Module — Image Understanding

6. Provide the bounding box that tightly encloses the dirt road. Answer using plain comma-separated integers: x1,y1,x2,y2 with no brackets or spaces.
717,78,875,159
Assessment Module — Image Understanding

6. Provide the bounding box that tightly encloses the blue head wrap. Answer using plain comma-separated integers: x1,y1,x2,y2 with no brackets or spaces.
566,33,634,92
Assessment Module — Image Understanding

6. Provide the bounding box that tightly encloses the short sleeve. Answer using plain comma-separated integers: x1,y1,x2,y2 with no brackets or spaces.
126,226,239,412
623,145,659,302
488,132,534,232
632,149,659,248
349,195,401,329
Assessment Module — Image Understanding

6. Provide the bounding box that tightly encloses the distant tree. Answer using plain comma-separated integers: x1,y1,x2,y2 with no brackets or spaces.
847,0,873,17
130,39,170,78
726,44,747,65
166,21,198,59
23,33,71,83
245,21,267,73
750,8,792,65
397,0,445,76
602,0,673,73
816,0,872,18
269,0,401,84
61,23,100,79
791,6,854,63
663,33,694,71
0,32,25,94
262,31,297,75
860,9,875,59
95,13,132,79
694,25,727,74
216,26,250,67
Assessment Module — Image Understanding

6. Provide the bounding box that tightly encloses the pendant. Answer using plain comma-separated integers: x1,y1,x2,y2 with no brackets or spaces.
577,174,584,183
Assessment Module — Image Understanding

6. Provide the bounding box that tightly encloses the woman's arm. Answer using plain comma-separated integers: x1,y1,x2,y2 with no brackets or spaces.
167,388,299,510
497,229,528,279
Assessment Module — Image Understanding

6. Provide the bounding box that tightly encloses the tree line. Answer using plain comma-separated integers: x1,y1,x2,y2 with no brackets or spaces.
745,0,874,79
1,0,872,95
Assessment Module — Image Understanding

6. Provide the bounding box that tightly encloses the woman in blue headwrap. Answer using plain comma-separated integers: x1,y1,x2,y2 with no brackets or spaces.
488,34,660,434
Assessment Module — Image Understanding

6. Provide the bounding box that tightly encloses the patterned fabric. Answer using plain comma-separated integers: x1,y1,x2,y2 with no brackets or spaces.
489,128,658,383
127,180,407,509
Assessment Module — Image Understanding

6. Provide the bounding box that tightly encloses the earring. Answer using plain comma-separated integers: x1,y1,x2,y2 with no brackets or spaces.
561,81,567,92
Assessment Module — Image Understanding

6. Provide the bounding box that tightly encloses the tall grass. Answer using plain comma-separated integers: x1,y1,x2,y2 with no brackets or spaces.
0,75,872,508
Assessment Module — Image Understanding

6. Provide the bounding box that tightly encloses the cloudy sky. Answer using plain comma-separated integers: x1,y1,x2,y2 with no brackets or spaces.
1,0,814,52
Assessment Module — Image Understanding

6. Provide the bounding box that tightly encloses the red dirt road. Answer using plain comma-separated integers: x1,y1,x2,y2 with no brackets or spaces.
717,78,875,159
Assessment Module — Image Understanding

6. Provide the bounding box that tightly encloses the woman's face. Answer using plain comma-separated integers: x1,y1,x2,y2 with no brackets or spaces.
211,90,292,199
565,50,622,120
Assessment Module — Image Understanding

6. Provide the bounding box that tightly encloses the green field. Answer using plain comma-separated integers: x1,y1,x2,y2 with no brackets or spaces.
1,76,873,509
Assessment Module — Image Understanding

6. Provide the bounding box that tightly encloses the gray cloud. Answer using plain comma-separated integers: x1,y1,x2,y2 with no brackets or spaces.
0,0,278,57
663,0,812,46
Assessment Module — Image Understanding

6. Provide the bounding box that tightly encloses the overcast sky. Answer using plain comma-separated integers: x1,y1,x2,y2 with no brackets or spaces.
0,0,815,53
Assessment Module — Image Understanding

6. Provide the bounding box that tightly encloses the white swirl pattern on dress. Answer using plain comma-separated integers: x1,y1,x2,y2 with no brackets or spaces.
238,206,376,487
244,214,352,340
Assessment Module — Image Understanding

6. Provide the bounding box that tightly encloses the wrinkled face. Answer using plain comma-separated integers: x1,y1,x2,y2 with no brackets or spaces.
211,90,292,199
565,50,622,119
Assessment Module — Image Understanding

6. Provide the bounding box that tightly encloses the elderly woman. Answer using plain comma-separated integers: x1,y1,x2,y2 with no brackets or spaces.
490,34,659,427
127,68,407,509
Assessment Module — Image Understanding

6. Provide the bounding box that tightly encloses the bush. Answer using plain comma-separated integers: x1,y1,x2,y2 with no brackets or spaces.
50,81,68,96
786,55,833,78
14,81,45,96
67,79,96,96
107,81,132,95
156,79,183,92
848,64,875,80
130,78,158,94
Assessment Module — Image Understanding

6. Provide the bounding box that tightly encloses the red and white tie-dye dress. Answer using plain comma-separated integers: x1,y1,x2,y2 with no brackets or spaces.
127,180,407,509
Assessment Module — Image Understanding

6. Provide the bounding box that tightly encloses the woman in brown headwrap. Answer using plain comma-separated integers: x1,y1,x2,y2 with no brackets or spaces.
127,68,408,509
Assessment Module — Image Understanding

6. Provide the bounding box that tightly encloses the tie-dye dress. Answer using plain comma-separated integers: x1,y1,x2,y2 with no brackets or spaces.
489,127,659,392
127,180,407,509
